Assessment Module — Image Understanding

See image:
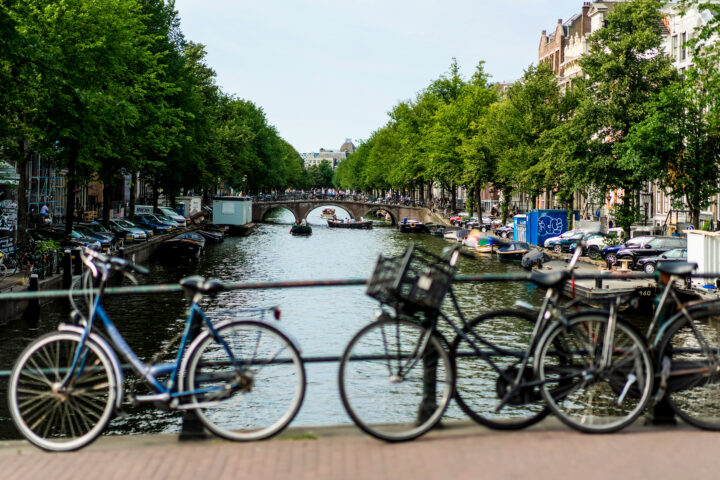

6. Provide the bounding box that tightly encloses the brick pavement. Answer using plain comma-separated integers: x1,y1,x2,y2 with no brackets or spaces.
0,420,716,480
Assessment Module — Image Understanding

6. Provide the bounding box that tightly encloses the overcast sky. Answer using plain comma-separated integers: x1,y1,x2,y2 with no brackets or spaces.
173,0,582,153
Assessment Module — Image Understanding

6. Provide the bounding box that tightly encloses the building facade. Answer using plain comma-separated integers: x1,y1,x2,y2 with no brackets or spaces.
302,139,356,169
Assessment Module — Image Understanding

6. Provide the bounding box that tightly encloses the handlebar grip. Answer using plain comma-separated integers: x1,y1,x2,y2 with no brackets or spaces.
109,256,149,275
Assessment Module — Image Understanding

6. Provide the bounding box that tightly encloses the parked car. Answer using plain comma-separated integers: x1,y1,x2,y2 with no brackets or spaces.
449,213,469,225
495,224,514,239
51,225,112,252
601,235,655,265
636,248,687,274
28,227,100,251
543,229,585,248
614,236,687,269
117,218,155,239
133,214,174,233
74,224,119,252
156,206,187,227
153,212,182,229
584,228,625,260
107,219,148,242
546,231,586,254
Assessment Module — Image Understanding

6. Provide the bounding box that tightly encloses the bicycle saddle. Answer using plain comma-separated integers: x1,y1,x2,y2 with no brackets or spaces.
656,262,697,276
180,276,225,294
528,270,569,289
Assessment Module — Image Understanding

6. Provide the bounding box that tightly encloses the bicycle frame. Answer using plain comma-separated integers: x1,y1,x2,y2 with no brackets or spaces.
61,284,250,404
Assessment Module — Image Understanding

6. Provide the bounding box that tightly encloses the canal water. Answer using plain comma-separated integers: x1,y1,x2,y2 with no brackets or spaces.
0,207,544,440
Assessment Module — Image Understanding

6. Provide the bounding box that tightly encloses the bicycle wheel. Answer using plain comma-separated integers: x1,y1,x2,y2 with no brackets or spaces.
184,320,306,441
8,332,117,451
339,317,454,442
535,315,653,433
451,309,550,430
656,305,720,429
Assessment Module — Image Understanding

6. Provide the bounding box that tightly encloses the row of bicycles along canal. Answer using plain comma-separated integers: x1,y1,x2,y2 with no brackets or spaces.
5,242,720,451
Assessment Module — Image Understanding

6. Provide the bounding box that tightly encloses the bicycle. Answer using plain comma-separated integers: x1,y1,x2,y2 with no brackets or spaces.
647,262,720,430
8,249,306,451
338,243,654,441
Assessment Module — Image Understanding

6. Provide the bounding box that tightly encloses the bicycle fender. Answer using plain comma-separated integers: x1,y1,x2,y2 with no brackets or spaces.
58,324,124,410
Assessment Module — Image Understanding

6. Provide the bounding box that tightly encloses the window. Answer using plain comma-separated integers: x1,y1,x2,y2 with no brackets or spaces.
681,33,687,61
672,35,679,60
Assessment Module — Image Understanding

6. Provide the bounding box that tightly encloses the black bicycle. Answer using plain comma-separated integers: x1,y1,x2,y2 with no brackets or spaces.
338,243,654,441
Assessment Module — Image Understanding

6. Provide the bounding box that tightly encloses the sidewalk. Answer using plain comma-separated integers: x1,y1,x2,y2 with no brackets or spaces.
1,419,716,480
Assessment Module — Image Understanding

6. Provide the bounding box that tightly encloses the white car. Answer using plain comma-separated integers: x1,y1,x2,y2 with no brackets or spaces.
157,206,187,227
584,228,625,259
543,229,584,248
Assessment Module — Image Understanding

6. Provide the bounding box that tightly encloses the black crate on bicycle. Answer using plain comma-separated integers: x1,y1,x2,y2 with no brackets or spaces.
366,245,457,311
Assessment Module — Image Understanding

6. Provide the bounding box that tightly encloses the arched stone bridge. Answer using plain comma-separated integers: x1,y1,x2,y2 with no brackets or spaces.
252,199,450,226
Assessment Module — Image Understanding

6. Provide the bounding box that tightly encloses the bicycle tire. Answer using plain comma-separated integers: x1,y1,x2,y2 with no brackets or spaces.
184,320,306,441
656,304,720,430
8,331,117,451
451,309,551,430
535,314,653,433
339,317,454,442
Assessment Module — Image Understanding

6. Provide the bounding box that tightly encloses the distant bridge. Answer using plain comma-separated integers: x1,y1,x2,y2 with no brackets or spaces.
252,199,449,226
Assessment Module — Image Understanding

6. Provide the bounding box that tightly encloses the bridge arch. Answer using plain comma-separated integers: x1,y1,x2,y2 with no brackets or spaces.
361,206,397,225
305,204,355,220
260,206,297,223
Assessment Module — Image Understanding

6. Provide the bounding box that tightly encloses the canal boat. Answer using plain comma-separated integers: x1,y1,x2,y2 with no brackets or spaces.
320,208,336,219
158,232,206,259
290,224,312,235
198,228,224,243
327,218,372,229
463,229,497,254
497,241,530,261
443,229,469,242
397,220,430,234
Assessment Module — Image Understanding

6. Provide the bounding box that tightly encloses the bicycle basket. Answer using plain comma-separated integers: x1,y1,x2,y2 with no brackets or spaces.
366,245,456,311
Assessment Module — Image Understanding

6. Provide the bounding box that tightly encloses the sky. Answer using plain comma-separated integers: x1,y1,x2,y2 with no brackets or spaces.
173,0,582,154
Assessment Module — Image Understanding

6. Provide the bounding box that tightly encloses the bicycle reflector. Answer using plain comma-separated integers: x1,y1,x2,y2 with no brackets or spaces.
274,308,281,320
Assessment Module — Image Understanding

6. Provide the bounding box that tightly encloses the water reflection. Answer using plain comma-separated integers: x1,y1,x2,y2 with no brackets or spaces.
0,208,543,439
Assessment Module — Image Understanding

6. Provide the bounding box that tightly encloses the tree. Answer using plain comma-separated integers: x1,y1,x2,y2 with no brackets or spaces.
564,0,677,232
622,77,720,227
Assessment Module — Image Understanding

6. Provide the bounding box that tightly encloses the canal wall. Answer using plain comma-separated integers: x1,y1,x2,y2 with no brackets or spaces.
0,228,197,325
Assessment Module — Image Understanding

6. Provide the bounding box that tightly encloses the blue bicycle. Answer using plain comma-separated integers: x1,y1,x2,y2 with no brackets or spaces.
8,249,306,451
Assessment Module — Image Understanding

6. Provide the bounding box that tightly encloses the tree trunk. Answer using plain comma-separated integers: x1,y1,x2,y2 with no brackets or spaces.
450,184,457,212
475,185,483,218
152,180,160,210
418,179,424,203
501,187,512,225
16,142,31,244
102,180,112,227
65,159,77,237
129,172,137,219
691,205,700,229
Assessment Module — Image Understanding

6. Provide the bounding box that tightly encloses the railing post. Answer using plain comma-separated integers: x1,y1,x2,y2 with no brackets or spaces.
72,248,82,275
418,342,439,425
62,249,72,289
179,306,208,440
25,274,40,322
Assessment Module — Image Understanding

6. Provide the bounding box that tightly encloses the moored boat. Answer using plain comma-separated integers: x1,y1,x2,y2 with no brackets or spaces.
463,229,497,254
198,229,224,243
290,224,312,235
327,219,372,229
443,229,469,242
158,232,206,259
398,220,430,233
497,241,530,261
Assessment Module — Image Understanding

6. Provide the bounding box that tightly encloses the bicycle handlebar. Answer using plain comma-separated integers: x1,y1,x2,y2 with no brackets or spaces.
80,248,149,276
